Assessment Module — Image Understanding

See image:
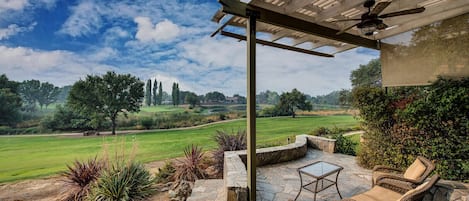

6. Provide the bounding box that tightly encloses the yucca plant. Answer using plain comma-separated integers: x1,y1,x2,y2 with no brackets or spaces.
62,157,104,201
213,129,247,173
89,162,155,200
174,144,206,182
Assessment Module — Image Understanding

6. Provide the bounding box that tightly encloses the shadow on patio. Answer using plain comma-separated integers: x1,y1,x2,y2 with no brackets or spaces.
257,149,371,201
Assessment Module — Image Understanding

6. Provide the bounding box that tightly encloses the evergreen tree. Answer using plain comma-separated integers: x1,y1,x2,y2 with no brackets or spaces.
171,82,176,106
158,82,163,105
152,79,157,106
145,79,151,106
176,83,180,106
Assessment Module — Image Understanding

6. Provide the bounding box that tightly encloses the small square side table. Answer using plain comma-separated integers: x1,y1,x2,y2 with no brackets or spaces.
294,161,343,201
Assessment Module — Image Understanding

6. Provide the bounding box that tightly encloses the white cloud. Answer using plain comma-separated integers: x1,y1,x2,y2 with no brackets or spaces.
0,0,28,12
0,22,36,40
0,45,115,86
58,1,103,37
134,17,180,43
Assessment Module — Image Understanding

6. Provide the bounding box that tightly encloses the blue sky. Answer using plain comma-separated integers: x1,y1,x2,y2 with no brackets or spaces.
0,0,378,96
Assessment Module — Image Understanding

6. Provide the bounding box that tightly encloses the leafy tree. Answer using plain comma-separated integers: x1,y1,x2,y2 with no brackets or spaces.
152,79,157,106
37,82,60,109
350,58,382,88
205,91,225,103
277,89,312,118
68,71,144,134
145,79,151,106
338,89,352,108
0,74,21,126
257,90,279,105
158,82,163,105
185,92,199,108
233,94,246,104
19,79,40,112
56,85,72,103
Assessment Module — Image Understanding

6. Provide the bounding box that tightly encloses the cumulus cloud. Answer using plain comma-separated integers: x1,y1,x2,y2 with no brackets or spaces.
58,1,103,37
134,17,180,43
0,45,114,86
0,22,36,40
0,0,28,12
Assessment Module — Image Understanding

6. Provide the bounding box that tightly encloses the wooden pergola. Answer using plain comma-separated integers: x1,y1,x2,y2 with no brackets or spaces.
211,0,469,200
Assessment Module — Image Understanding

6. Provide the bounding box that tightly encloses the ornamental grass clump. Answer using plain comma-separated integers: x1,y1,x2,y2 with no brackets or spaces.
213,129,247,173
174,144,206,182
88,162,155,200
62,157,104,201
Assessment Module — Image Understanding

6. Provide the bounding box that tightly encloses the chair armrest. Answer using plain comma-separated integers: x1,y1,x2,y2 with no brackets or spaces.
373,165,403,173
376,174,418,184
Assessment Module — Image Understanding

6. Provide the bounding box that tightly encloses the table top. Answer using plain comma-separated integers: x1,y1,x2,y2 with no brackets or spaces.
298,161,343,178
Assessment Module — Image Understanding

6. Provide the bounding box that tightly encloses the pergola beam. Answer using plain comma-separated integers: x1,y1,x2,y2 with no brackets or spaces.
221,31,334,57
219,0,381,50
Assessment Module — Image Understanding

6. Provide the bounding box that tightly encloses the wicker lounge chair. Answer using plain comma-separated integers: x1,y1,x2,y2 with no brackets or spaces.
372,156,435,193
341,174,440,201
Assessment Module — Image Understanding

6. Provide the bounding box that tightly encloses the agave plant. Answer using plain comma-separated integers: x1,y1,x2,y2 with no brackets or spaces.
89,162,155,200
62,157,104,200
173,144,206,182
213,129,247,173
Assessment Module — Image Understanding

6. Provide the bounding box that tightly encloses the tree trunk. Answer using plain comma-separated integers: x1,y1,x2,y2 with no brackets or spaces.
111,117,116,135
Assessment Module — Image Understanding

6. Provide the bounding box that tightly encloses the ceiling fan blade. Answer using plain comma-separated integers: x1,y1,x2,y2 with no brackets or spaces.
370,1,391,15
379,7,425,18
330,18,362,22
336,22,361,35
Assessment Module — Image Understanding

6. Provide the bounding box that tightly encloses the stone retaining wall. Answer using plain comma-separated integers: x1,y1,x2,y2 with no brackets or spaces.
224,134,331,201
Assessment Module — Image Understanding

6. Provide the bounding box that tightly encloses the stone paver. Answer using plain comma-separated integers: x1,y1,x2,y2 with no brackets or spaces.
187,179,225,201
257,149,371,201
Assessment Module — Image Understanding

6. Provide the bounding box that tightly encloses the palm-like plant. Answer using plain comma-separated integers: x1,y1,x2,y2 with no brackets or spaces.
174,144,206,182
213,129,247,173
62,157,104,200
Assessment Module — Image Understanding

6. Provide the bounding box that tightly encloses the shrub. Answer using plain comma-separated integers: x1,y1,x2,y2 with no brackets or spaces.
354,78,469,180
174,144,206,182
89,162,155,200
155,161,176,184
332,134,357,156
310,127,330,136
213,129,247,173
62,157,104,201
139,117,153,130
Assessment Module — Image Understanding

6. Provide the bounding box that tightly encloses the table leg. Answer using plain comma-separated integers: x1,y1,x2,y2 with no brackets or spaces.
294,171,303,201
335,170,342,199
314,178,319,201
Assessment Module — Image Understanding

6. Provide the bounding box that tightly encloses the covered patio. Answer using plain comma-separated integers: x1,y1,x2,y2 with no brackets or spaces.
201,0,469,200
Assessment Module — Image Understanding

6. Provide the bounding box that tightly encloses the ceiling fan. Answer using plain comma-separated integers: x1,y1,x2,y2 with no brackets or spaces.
334,0,426,36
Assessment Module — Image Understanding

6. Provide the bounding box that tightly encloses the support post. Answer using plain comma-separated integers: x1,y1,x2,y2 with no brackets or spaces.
246,10,257,201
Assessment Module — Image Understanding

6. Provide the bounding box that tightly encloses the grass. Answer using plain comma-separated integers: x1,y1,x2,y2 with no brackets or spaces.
0,115,358,183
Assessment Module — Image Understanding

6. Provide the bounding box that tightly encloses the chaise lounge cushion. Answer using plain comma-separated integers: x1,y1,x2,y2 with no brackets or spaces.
350,186,402,201
403,159,426,180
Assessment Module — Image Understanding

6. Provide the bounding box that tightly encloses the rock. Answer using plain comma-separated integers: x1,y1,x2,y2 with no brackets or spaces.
168,180,193,201
205,166,219,178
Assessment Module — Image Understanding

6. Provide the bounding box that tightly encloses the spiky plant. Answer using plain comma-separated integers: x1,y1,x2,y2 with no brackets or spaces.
213,129,247,173
89,162,155,200
174,144,206,182
62,157,104,201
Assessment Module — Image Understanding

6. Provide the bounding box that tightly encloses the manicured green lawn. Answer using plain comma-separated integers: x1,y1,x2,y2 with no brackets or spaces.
139,105,186,113
345,133,362,154
0,115,358,183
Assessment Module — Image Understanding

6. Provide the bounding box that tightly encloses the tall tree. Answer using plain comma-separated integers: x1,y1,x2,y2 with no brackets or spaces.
145,79,151,106
185,92,199,108
0,74,21,126
68,71,144,134
37,82,60,109
158,82,163,105
171,82,176,106
19,80,40,112
152,79,157,106
350,58,382,88
277,88,312,118
205,91,226,103
175,83,180,106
